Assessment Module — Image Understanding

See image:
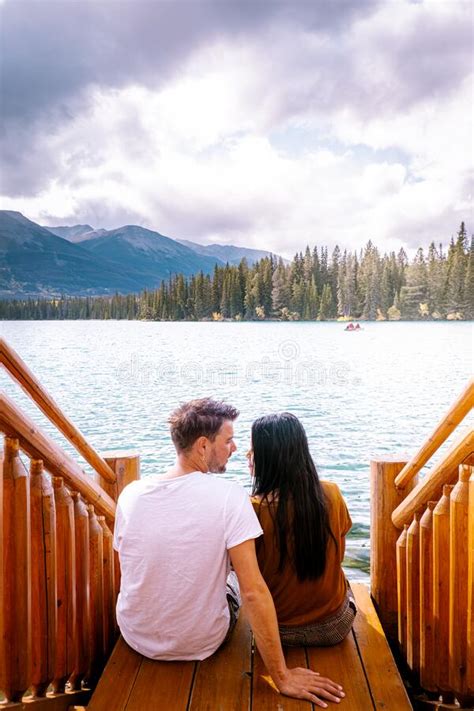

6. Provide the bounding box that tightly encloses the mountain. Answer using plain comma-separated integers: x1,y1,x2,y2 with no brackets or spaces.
0,211,145,297
178,239,275,266
0,212,282,298
45,224,95,242
76,225,220,282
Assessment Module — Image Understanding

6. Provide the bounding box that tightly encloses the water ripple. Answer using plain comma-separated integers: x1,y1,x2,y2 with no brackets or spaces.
1,320,472,581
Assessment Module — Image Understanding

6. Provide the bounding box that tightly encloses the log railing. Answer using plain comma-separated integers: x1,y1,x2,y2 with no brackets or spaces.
0,339,140,708
0,393,116,521
392,428,474,528
372,379,474,708
0,337,116,486
394,379,474,489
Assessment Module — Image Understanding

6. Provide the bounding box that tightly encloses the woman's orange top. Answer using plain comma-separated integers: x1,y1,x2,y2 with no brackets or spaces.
251,480,352,627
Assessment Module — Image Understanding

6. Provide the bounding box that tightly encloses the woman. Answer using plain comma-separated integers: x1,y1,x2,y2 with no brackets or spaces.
248,412,355,646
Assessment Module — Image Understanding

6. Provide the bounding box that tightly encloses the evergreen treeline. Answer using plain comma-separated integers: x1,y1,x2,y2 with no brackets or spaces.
2,223,472,321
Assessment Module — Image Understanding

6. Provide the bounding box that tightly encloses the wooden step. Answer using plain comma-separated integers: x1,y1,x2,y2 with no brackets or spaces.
87,583,413,710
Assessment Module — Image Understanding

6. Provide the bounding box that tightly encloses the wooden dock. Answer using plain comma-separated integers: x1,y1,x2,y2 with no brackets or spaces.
1,340,473,711
87,584,412,711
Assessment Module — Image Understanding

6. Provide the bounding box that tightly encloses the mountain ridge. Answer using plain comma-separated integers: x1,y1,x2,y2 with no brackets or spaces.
0,211,145,297
45,224,95,242
0,211,281,298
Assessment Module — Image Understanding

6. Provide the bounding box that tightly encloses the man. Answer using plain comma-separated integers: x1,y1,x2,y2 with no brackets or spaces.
114,398,344,706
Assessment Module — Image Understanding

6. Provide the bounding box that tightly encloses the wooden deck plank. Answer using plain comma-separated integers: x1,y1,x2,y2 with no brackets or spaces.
188,614,252,711
351,583,413,711
125,658,196,711
252,645,312,710
306,631,375,710
87,637,142,711
88,586,413,711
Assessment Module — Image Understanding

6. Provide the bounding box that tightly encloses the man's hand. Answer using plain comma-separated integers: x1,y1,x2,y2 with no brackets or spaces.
277,666,345,707
229,541,345,706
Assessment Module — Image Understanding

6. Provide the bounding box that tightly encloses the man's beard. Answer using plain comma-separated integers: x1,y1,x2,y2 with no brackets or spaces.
207,453,227,473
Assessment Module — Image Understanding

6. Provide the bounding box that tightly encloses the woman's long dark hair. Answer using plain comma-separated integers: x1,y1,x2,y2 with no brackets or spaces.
251,412,335,582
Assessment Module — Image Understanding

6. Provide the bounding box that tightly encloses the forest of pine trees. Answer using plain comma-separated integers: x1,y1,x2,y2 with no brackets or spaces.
1,223,472,321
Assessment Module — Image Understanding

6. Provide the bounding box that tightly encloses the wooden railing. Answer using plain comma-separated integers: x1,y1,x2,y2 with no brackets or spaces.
0,339,140,708
2,339,472,707
371,379,474,708
0,337,117,486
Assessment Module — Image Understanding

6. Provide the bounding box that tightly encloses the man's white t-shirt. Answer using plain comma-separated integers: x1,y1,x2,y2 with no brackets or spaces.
113,472,263,660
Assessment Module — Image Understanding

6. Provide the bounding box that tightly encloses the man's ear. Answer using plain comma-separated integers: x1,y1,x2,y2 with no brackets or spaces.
195,436,209,455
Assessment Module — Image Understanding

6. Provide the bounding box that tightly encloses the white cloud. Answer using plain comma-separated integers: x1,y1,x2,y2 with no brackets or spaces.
1,1,471,256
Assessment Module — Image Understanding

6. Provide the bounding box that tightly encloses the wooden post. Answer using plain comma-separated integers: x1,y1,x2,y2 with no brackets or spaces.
468,468,474,696
406,511,421,674
97,450,140,503
433,484,454,696
52,476,76,694
0,437,32,703
419,501,436,692
100,451,140,616
396,525,408,655
0,450,2,697
30,459,57,698
449,464,472,705
370,457,417,639
69,492,90,691
98,516,115,657
88,504,104,686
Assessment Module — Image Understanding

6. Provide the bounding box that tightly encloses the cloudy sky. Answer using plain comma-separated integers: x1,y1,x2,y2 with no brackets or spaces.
0,0,472,257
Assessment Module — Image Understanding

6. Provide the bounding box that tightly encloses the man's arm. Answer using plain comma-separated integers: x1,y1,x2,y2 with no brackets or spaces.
229,539,345,707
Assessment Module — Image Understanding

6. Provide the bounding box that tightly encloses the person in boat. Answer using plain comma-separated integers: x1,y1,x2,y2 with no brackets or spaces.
113,398,344,706
345,322,355,330
248,412,355,646
354,323,361,330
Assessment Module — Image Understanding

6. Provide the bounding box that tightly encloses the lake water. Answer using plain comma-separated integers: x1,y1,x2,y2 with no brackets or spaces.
1,320,473,580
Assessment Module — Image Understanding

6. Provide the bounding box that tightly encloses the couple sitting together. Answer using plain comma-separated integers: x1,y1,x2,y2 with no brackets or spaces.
114,398,354,706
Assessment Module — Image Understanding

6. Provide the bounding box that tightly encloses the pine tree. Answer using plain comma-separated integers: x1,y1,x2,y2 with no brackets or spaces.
303,277,319,319
303,246,313,282
211,264,221,313
290,280,304,316
426,242,446,316
229,270,243,318
272,260,290,316
328,245,340,317
244,271,257,319
238,258,249,290
312,246,321,290
337,251,347,317
380,259,393,316
260,258,274,315
320,246,329,287
359,241,381,319
317,284,332,320
463,235,474,319
220,269,231,318
445,223,468,315
401,247,429,318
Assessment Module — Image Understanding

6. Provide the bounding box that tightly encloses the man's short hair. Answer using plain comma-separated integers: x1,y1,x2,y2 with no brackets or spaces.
168,397,239,452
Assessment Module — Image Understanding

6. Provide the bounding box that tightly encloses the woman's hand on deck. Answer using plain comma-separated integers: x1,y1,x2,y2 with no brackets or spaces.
278,667,345,707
